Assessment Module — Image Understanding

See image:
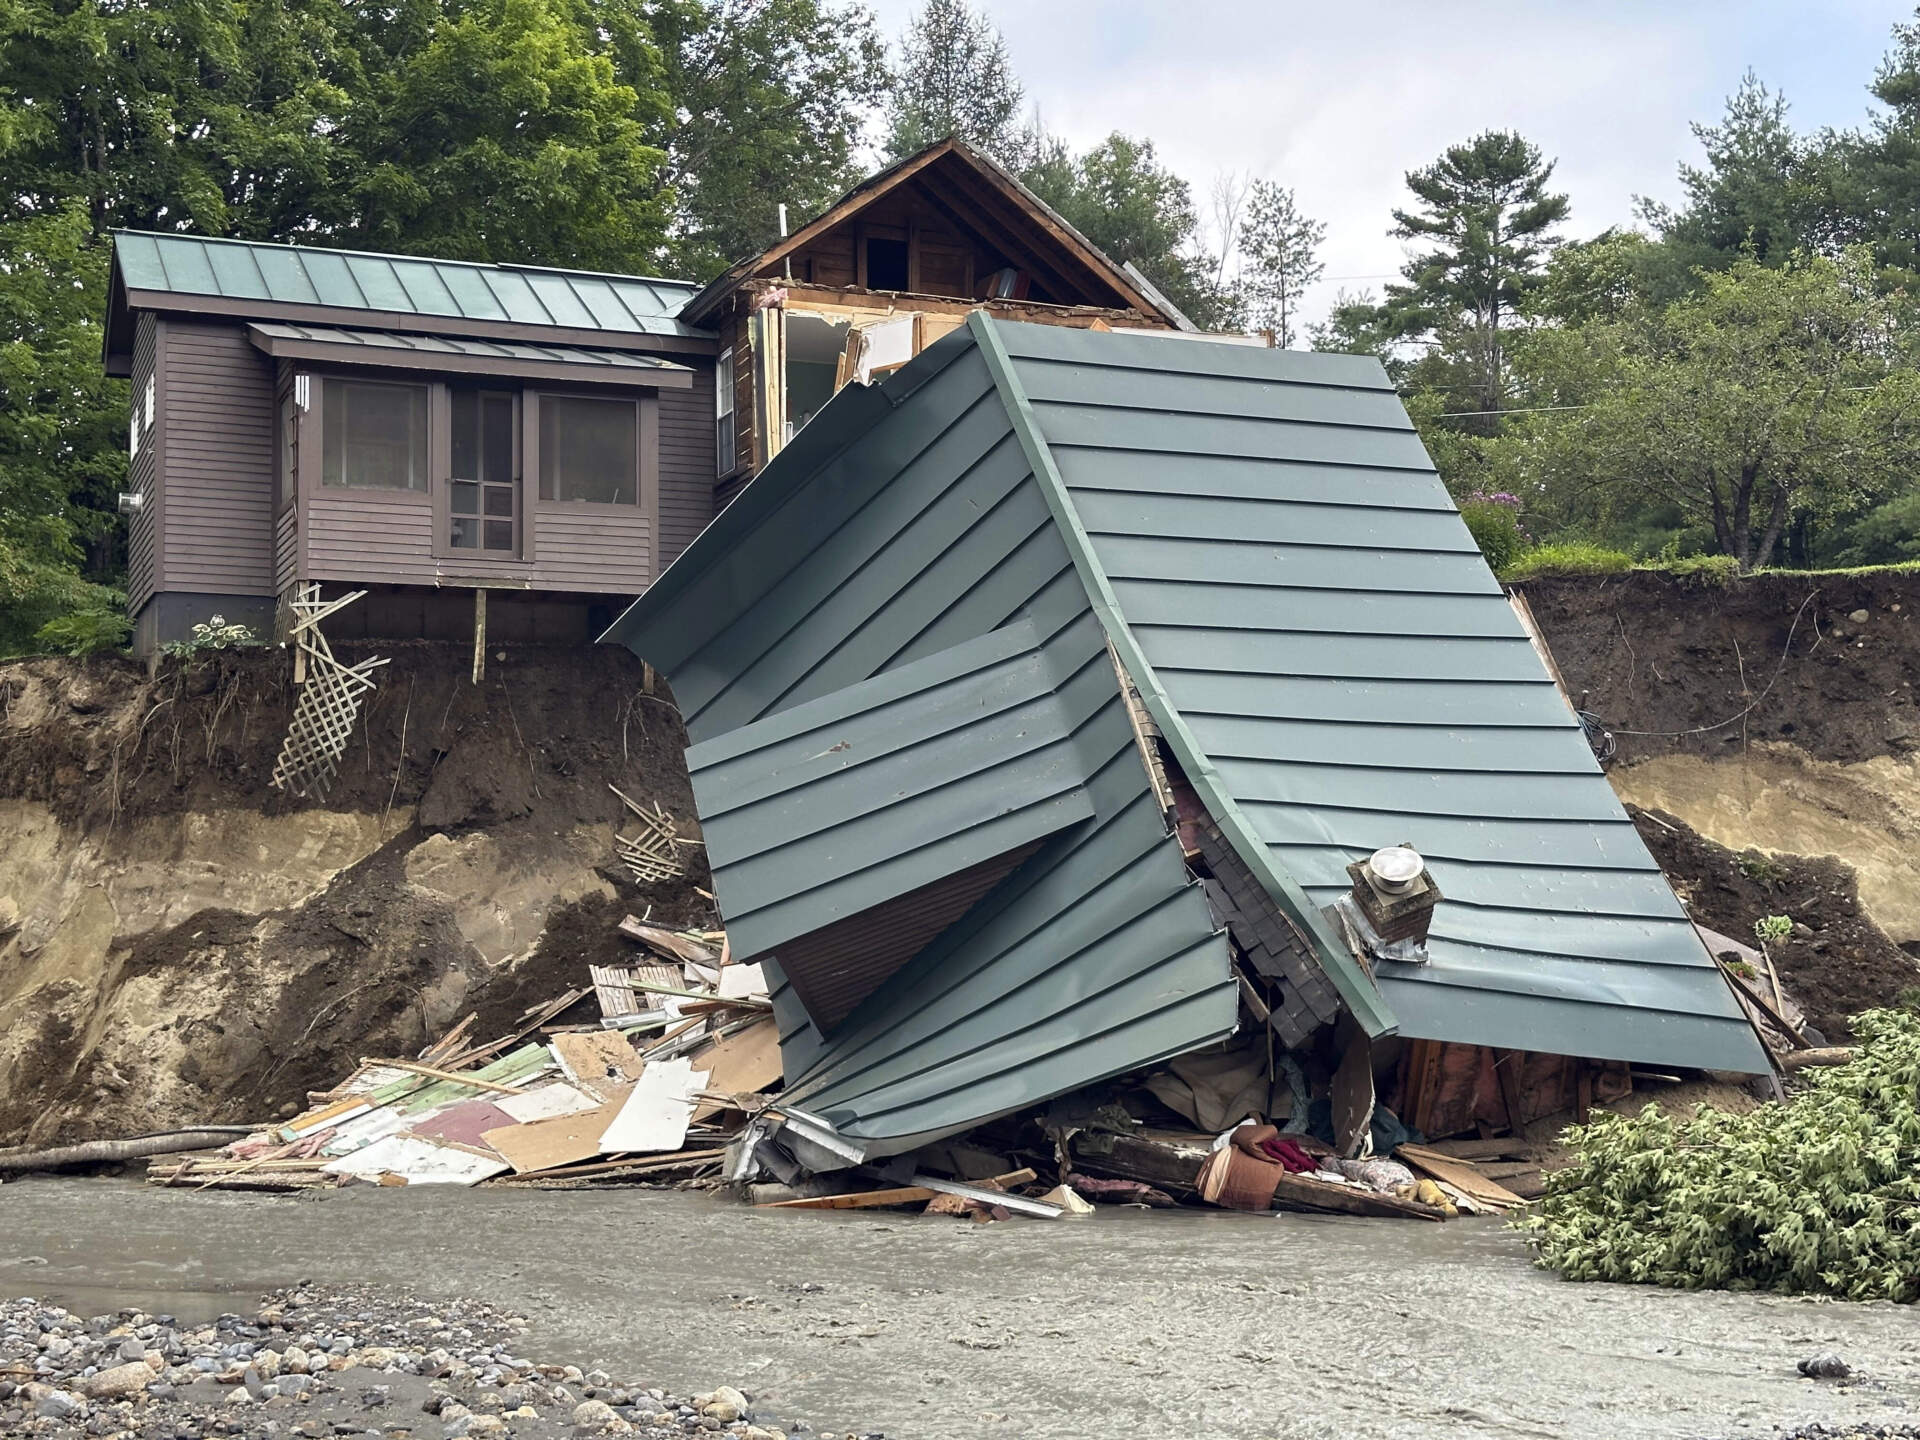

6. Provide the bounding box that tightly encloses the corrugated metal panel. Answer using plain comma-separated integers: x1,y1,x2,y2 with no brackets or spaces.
113,232,704,337
988,318,1767,1074
246,322,692,374
605,331,1236,1152
687,617,1100,966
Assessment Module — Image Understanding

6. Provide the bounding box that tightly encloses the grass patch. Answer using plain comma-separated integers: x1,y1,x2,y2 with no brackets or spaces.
1499,543,1636,582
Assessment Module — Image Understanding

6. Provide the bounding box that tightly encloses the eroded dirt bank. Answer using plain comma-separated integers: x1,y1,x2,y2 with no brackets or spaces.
1521,570,1920,1024
0,645,705,1147
3,1180,1916,1440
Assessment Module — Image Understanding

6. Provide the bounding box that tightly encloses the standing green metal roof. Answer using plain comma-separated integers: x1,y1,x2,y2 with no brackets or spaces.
111,231,705,338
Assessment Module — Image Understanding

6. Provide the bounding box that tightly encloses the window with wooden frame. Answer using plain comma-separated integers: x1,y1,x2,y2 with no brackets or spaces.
715,348,735,477
321,378,428,491
538,394,640,505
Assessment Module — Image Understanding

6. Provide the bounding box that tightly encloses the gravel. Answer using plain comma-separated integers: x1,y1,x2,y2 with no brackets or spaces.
0,1285,887,1439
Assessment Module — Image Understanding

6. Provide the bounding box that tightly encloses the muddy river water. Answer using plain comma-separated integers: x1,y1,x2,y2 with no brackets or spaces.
2,1177,1914,1439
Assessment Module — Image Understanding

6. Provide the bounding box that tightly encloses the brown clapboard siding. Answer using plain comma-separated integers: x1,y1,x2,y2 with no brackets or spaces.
305,492,438,583
126,313,161,612
530,504,651,591
657,368,716,567
158,320,276,595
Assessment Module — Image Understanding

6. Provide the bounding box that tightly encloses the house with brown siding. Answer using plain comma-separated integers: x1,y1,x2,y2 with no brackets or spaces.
102,138,1206,656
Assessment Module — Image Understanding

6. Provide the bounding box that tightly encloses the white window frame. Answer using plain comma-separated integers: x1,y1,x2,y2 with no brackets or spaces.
715,347,735,478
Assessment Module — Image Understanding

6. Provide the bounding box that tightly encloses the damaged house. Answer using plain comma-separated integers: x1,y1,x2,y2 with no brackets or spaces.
603,315,1772,1182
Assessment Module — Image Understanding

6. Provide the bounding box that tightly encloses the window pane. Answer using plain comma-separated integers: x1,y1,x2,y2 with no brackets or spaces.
483,395,515,484
483,519,515,550
322,379,427,490
450,516,477,548
539,396,636,504
451,479,478,515
483,486,514,517
451,391,478,480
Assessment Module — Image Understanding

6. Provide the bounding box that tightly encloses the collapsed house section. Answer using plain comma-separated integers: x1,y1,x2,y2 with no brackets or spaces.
600,313,1773,1207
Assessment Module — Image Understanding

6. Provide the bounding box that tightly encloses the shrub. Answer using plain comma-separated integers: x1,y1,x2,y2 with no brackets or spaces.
160,614,260,659
1499,542,1636,582
33,602,131,657
1458,492,1527,572
1526,1007,1920,1301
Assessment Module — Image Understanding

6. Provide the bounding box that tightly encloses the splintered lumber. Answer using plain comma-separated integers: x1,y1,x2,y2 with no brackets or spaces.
618,916,716,965
759,1168,1037,1211
626,978,772,1010
1069,1131,1211,1192
1395,1144,1526,1208
444,988,590,1070
488,1148,725,1183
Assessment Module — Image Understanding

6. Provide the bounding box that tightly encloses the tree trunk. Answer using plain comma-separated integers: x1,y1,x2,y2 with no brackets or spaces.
1751,482,1792,571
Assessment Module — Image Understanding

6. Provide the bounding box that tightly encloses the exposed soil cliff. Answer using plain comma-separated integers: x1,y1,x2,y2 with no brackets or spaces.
0,642,706,1147
1519,570,1920,1033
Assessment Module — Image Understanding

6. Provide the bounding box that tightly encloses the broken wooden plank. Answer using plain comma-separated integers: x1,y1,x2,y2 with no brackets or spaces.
1395,1144,1526,1208
911,1173,1061,1219
1430,1137,1535,1162
359,1057,528,1096
1780,1046,1854,1070
588,964,639,1019
618,916,716,965
487,1147,726,1183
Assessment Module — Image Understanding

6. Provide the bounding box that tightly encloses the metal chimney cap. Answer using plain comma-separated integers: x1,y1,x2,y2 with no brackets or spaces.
1368,846,1425,892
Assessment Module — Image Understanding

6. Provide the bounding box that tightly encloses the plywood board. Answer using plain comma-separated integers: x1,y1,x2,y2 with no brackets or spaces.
496,1081,600,1124
481,1090,629,1175
1395,1144,1526,1208
551,1032,644,1089
690,1020,782,1119
599,1059,708,1154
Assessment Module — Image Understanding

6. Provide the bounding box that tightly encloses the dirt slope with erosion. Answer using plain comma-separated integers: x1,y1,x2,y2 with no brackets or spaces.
0,643,705,1147
1520,569,1920,1033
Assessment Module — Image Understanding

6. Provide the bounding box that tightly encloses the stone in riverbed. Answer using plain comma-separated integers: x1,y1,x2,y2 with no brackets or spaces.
700,1387,750,1424
82,1362,154,1401
574,1399,619,1428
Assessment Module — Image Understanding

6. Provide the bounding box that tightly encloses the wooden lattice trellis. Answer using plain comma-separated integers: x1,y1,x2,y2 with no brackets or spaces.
270,585,389,800
610,783,698,884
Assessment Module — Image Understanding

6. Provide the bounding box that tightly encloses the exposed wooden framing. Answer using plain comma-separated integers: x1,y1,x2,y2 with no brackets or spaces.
765,281,1141,327
912,167,1089,303
1108,640,1175,821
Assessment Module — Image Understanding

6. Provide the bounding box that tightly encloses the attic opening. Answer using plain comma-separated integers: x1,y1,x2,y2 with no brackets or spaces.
864,235,910,292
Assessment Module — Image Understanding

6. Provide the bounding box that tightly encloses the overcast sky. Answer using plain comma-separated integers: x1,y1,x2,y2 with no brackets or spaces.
864,1,1912,327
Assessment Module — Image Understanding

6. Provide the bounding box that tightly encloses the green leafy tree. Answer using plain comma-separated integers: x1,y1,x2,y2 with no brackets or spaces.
0,204,127,655
1381,130,1570,417
647,0,888,277
1238,181,1324,348
338,0,673,269
1022,132,1232,329
1638,73,1822,279
884,0,1025,165
1546,249,1920,569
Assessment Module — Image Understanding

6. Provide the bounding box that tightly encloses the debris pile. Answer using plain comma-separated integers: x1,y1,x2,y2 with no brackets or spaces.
146,917,780,1192
1529,1006,1920,1302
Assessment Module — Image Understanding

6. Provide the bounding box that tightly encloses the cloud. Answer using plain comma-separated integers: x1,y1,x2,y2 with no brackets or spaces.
863,0,1902,329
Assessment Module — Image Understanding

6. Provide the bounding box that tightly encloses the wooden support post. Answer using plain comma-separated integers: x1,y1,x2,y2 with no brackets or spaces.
471,588,487,685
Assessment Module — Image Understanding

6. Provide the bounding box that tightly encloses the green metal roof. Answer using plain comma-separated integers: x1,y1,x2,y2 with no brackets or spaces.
686,617,1097,965
112,231,704,338
981,318,1768,1074
247,323,693,380
604,314,1768,1155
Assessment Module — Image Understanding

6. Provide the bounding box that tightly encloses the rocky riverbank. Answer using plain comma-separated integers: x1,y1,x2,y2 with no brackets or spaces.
0,1285,876,1440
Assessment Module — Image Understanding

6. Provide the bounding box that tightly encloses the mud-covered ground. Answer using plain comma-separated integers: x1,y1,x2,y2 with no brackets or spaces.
2,1180,1915,1440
